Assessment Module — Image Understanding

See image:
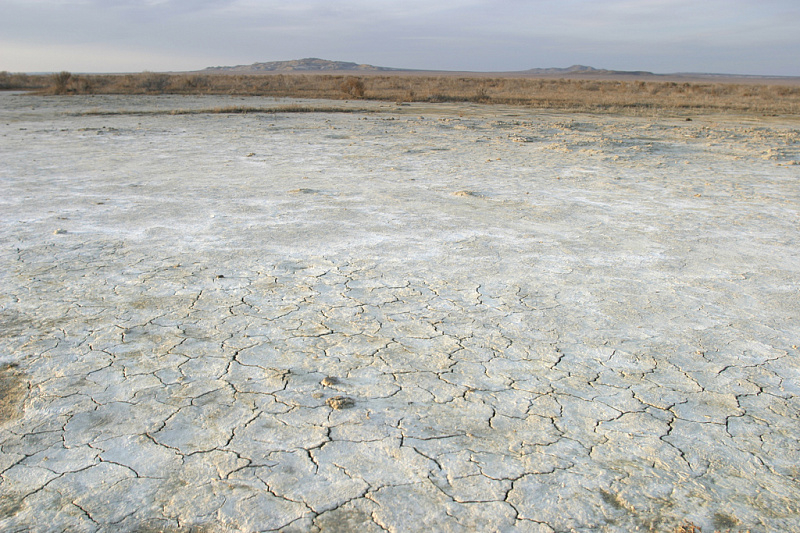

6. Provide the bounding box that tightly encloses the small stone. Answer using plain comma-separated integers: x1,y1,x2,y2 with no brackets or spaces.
321,377,339,387
326,396,354,410
54,229,67,235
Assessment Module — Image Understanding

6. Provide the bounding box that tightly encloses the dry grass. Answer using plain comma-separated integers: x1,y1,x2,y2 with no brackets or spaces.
0,71,50,90
3,70,799,115
51,71,73,94
674,521,702,533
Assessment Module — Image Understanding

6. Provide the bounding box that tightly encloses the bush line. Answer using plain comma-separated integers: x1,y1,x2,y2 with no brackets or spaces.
3,70,799,115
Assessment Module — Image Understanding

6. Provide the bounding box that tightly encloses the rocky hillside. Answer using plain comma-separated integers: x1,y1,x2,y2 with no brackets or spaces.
523,65,655,76
204,57,406,73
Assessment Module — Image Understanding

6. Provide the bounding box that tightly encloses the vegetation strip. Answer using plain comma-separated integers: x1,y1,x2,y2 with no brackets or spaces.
71,105,375,116
3,70,799,115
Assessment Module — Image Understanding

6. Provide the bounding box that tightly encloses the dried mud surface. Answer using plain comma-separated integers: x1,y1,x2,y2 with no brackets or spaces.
1,93,799,532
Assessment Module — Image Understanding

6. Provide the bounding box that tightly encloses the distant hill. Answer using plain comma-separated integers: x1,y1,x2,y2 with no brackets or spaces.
203,59,650,76
199,58,799,84
204,58,408,73
523,65,655,76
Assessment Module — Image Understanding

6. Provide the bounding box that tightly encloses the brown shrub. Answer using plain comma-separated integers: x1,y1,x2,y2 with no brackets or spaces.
180,75,208,91
341,76,365,98
52,71,72,94
136,71,171,93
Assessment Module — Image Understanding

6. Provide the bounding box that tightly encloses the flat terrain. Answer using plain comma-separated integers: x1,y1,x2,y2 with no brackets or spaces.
1,93,799,532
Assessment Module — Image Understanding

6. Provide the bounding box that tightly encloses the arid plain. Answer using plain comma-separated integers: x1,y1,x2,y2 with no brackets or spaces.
1,91,799,532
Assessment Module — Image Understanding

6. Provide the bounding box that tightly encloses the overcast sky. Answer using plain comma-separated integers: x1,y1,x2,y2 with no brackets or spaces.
1,0,798,75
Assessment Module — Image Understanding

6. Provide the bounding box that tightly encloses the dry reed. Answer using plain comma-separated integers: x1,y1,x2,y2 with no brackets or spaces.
6,71,799,115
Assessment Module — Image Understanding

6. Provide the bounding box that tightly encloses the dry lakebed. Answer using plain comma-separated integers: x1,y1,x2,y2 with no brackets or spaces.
1,92,799,532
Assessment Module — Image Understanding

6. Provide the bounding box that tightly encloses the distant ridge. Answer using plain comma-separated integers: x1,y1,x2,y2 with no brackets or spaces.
204,58,408,73
203,59,651,76
524,65,654,76
198,58,800,84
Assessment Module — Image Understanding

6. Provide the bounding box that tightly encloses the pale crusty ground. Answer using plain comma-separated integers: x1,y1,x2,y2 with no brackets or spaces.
1,93,799,532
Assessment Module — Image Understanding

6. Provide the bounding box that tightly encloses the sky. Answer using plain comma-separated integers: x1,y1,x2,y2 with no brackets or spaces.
1,0,799,76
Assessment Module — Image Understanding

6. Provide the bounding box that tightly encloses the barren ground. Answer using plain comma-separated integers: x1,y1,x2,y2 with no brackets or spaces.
1,93,799,532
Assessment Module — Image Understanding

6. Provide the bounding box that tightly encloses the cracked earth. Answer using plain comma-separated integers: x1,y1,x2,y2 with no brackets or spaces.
1,93,799,532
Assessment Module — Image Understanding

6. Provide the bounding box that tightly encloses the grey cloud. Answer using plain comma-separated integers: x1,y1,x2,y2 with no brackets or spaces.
1,0,798,74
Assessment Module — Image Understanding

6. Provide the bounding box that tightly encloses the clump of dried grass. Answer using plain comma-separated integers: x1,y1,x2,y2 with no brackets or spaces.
51,71,72,94
674,521,702,533
340,76,365,98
